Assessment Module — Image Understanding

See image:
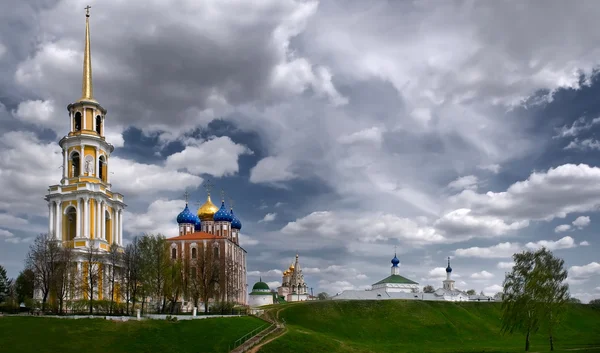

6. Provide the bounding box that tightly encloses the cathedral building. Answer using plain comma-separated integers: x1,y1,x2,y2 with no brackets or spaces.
43,8,125,301
167,191,247,307
277,254,310,302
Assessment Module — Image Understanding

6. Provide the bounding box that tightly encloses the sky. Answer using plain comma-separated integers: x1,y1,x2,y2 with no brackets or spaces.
0,0,599,302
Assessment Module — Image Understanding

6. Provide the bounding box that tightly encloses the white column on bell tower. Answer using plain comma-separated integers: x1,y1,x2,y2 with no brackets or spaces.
63,150,68,179
101,202,106,240
55,202,61,241
76,198,81,238
48,202,54,237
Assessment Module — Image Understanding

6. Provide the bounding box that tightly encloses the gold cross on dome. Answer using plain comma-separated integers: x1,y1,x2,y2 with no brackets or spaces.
229,198,235,209
183,191,189,204
203,179,213,195
220,189,226,202
85,5,91,16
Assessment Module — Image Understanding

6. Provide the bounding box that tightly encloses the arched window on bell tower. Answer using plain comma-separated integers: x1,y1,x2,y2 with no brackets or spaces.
71,152,80,177
99,155,105,181
74,112,82,132
66,206,77,242
95,115,102,134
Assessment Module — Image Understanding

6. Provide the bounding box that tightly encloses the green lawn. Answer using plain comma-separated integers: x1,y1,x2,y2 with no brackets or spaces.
259,301,600,353
0,316,265,353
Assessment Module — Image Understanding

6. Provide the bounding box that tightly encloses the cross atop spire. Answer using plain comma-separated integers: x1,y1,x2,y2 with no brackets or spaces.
85,5,91,17
220,189,226,203
229,198,235,210
394,245,397,256
183,191,189,204
203,179,213,196
448,256,451,266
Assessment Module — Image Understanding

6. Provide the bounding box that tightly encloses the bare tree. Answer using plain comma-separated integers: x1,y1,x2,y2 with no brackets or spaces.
423,285,435,293
53,245,75,314
26,233,61,311
123,239,141,315
107,243,121,314
83,240,101,314
197,242,220,313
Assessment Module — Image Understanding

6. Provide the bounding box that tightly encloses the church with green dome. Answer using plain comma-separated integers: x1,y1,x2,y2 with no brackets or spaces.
249,278,274,307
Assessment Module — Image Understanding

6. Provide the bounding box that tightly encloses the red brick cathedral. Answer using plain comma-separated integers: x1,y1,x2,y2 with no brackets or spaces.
167,190,247,307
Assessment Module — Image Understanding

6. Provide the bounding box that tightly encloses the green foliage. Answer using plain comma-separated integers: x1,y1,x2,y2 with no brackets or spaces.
15,269,35,303
259,300,600,353
211,300,236,313
423,285,435,293
590,299,600,309
568,298,581,304
466,289,476,295
0,316,264,353
317,292,329,300
0,265,10,303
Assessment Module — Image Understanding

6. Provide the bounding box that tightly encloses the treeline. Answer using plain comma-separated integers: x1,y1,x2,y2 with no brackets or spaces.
16,233,242,315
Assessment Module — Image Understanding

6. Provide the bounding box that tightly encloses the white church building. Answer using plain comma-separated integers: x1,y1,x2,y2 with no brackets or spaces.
332,254,495,302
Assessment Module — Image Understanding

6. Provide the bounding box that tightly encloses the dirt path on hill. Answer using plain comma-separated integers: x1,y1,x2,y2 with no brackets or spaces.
248,307,289,353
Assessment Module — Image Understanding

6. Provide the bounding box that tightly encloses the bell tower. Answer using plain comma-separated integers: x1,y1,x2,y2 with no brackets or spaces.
45,6,126,251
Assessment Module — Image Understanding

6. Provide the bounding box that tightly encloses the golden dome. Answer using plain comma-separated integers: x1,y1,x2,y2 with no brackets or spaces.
197,195,219,221
289,264,295,271
283,270,289,276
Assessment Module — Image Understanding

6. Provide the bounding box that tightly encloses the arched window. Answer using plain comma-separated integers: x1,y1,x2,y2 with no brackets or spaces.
95,115,102,134
71,152,80,177
172,248,177,260
191,247,197,259
74,112,82,131
99,155,105,181
213,246,219,259
66,207,77,241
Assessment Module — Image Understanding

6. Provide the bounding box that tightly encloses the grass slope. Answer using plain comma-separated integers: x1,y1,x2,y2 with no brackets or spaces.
259,301,600,353
0,316,265,353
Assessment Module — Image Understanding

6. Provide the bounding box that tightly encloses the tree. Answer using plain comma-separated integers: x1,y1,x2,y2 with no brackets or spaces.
53,245,75,313
568,298,581,304
26,233,61,311
138,234,169,313
83,240,101,314
532,248,569,351
123,239,141,315
107,243,122,314
590,299,600,309
197,242,220,313
423,285,435,293
164,258,185,314
317,292,329,300
502,250,539,352
466,289,476,295
0,265,10,303
15,268,35,304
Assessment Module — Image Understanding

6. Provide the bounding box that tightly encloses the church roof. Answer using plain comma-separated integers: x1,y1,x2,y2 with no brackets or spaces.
372,274,418,286
167,231,221,241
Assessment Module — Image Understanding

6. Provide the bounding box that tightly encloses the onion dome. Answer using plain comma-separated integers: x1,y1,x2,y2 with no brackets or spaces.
252,277,270,291
213,201,233,222
230,208,242,230
446,257,452,273
197,194,219,221
177,204,197,224
391,253,400,267
194,215,202,230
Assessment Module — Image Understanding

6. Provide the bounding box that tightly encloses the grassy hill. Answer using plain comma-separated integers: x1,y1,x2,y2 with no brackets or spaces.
0,316,265,353
259,300,600,353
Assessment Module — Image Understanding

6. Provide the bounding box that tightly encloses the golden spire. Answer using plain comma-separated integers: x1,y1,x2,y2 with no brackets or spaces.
78,5,96,102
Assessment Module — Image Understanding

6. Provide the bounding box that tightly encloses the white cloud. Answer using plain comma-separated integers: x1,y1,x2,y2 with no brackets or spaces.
338,126,384,146
111,157,203,195
259,213,277,223
250,156,297,185
266,281,281,289
318,279,360,295
274,202,285,208
554,224,571,233
484,284,503,296
455,242,521,259
478,164,501,174
554,117,600,139
239,233,259,246
572,216,591,229
470,271,494,280
124,199,184,238
448,175,478,191
564,138,600,151
434,208,528,239
569,262,600,279
580,241,590,246
497,261,515,270
13,100,55,125
248,269,282,277
165,136,252,177
525,236,577,251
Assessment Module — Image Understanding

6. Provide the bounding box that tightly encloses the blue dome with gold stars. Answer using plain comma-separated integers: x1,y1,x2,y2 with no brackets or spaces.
230,209,242,230
194,216,202,230
214,201,233,222
177,204,197,224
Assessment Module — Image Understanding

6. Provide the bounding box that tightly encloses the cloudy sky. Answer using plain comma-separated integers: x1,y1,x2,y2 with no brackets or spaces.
1,0,600,302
